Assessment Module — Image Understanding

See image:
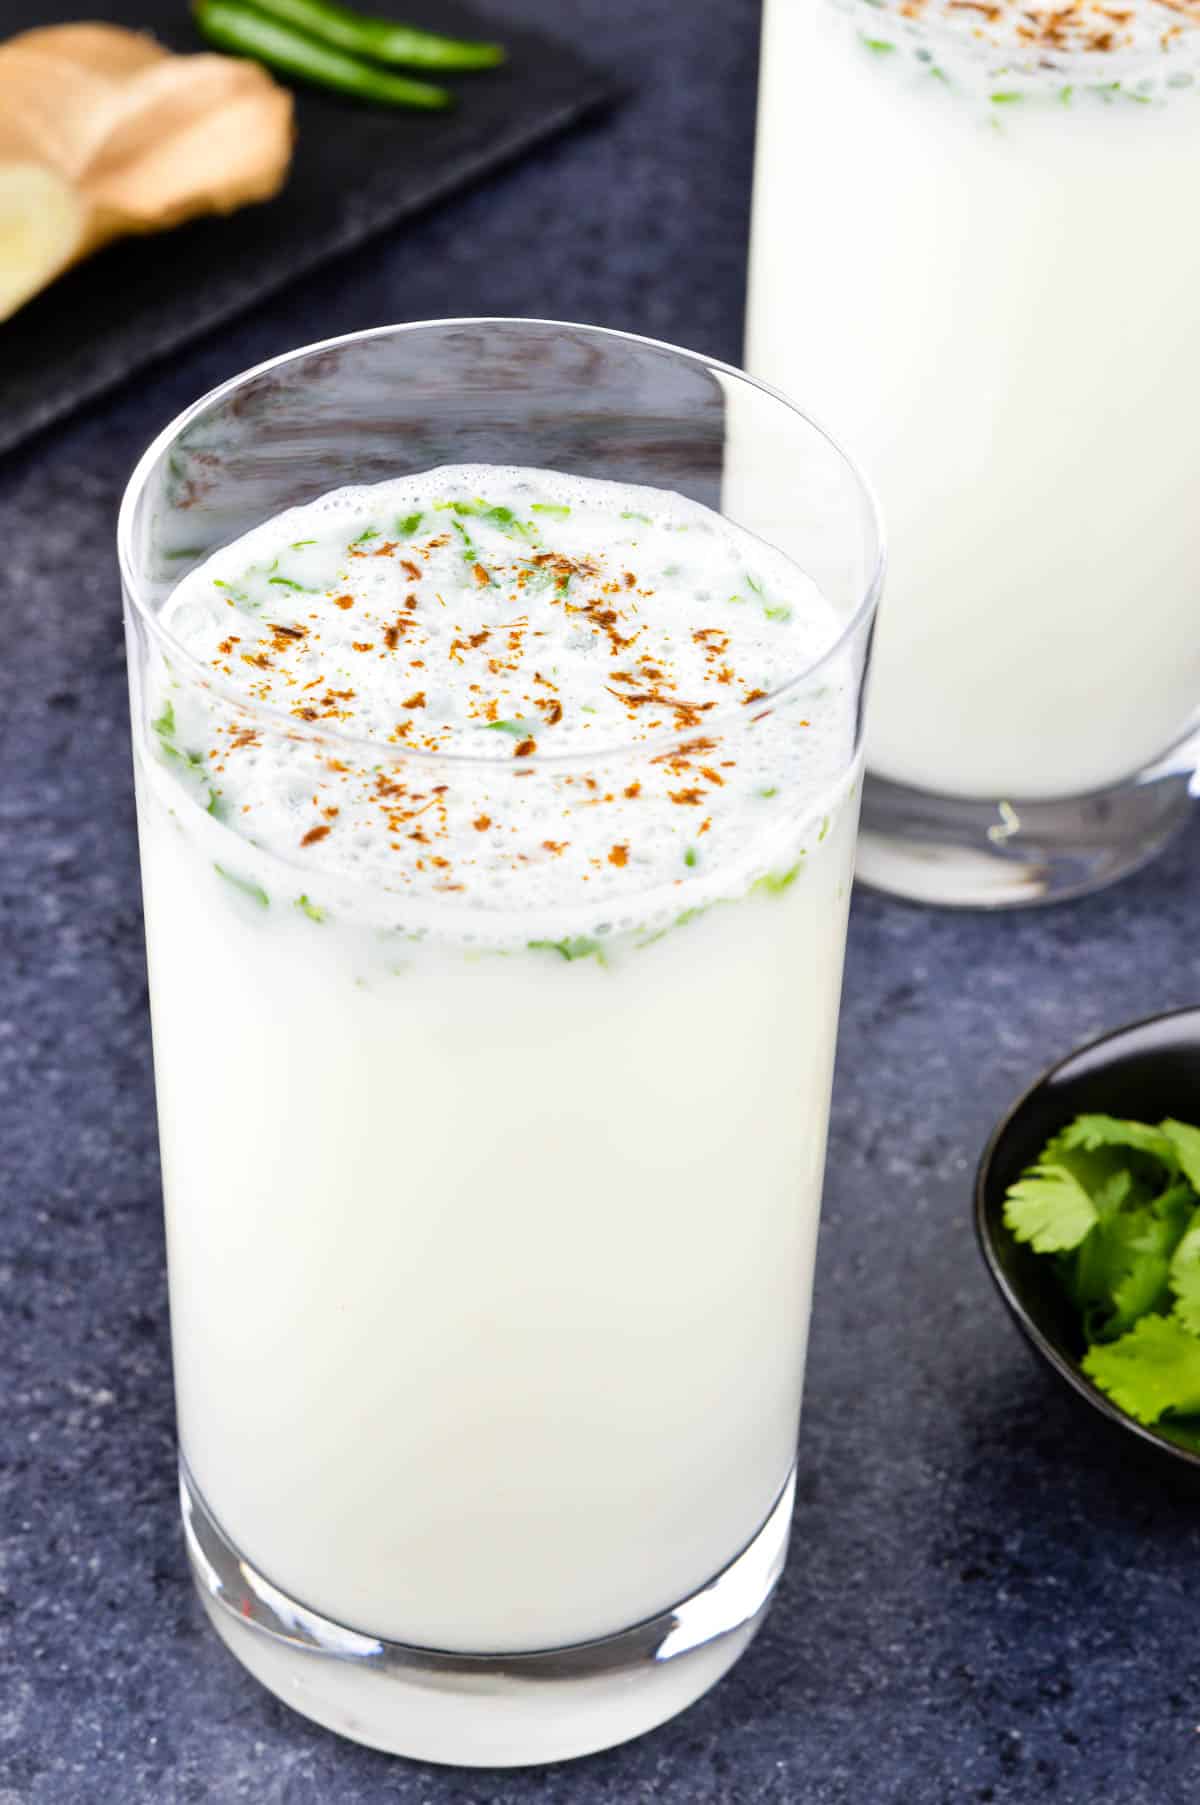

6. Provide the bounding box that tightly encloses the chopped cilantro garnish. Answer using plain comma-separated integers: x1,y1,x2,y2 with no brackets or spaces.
296,894,326,924
620,510,651,524
991,91,1023,103
291,538,316,549
752,860,803,897
396,513,423,537
528,936,606,964
764,604,793,624
152,700,176,741
350,528,379,546
531,503,570,518
481,719,534,737
1004,1111,1200,1436
268,576,313,591
451,519,483,567
758,786,778,799
684,846,698,868
862,36,896,51
214,865,269,908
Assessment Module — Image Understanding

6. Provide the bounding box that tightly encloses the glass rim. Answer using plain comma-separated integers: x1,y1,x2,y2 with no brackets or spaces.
117,317,886,772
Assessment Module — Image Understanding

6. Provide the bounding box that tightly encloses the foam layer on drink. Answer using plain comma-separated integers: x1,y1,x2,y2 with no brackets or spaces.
148,466,856,945
839,0,1200,98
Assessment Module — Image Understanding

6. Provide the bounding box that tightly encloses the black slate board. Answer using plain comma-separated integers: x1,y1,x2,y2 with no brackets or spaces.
0,0,615,456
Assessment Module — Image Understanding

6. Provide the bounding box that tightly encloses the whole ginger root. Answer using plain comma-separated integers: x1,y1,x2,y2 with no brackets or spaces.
0,23,294,323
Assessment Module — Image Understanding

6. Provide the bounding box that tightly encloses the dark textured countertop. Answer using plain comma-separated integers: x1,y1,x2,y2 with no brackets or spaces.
5,3,1200,1800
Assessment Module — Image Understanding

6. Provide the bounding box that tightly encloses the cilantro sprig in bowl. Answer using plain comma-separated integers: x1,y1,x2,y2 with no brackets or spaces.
975,1008,1200,1469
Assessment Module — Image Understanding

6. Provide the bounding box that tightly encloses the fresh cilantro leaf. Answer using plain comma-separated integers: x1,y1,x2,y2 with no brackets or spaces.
296,894,326,924
1163,1120,1200,1190
684,847,698,868
757,785,778,799
152,700,176,740
1059,1114,1178,1172
1083,1315,1200,1426
1169,1210,1200,1334
396,513,423,537
1004,1163,1099,1253
349,528,379,546
1101,1202,1181,1336
214,865,269,908
528,937,606,964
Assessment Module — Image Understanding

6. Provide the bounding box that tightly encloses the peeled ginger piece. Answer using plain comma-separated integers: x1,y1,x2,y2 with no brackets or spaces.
6,23,168,80
0,24,294,323
0,161,86,322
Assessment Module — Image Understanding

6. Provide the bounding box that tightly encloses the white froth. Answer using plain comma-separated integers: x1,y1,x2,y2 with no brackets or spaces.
146,466,857,945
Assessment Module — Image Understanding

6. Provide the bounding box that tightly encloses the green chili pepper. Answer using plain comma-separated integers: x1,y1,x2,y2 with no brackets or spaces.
233,0,505,68
192,0,454,107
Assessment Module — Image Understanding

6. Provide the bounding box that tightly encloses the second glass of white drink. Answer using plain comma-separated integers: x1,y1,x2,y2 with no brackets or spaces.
748,0,1200,906
119,320,882,1766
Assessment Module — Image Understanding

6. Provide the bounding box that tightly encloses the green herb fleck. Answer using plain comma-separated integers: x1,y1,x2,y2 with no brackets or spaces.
481,719,535,738
396,512,424,537
350,528,379,546
758,786,778,799
528,936,606,964
268,576,313,591
531,503,570,518
752,861,803,897
764,604,793,624
862,36,896,52
153,700,177,741
684,847,698,869
296,894,326,924
991,90,1023,104
621,510,652,524
214,865,269,908
291,538,317,549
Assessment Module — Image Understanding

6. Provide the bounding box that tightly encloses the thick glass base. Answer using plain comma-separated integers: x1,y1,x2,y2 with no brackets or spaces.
181,1458,794,1767
856,762,1197,909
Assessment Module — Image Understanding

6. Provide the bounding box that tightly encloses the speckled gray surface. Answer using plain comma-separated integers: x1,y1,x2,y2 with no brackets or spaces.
4,2,1200,1800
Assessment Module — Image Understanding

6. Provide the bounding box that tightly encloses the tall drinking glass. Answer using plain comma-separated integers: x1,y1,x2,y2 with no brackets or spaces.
747,0,1200,906
118,320,882,1766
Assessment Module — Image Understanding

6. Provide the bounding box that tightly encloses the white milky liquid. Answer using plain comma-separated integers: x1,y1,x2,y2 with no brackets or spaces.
747,0,1200,800
135,466,861,1652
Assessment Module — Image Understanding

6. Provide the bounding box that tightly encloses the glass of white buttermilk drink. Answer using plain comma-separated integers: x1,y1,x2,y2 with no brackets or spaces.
747,0,1200,906
118,320,883,1766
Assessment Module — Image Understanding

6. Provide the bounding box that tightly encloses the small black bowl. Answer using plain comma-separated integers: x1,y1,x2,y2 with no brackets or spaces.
975,1006,1200,1475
